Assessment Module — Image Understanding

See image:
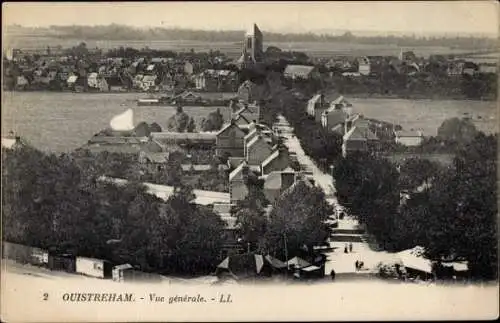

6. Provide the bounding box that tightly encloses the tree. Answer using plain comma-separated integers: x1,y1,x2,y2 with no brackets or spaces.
166,105,190,132
398,157,441,190
437,117,478,143
186,117,196,133
333,152,400,249
266,181,333,259
201,108,224,131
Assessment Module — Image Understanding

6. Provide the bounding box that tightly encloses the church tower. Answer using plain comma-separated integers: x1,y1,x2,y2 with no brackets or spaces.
239,23,264,66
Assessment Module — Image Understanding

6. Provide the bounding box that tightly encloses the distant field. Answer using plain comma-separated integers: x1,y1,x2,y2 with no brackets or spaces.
3,35,492,58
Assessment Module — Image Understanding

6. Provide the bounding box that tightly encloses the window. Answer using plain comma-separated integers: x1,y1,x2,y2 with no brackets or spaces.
247,37,253,50
94,263,103,270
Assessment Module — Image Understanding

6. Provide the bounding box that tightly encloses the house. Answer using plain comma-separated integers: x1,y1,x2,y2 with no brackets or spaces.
184,61,194,75
263,168,297,203
462,61,479,76
112,264,134,282
1,132,23,150
237,80,268,104
150,132,217,152
261,146,290,176
477,63,497,74
447,61,478,76
15,75,29,90
212,202,240,245
138,151,170,170
321,105,349,130
243,127,259,157
198,69,240,92
233,113,251,127
133,74,144,89
232,102,261,123
283,65,320,80
357,57,371,75
342,124,378,157
227,156,246,169
141,75,158,91
394,130,424,147
87,72,108,92
229,161,249,203
76,257,113,279
307,93,327,121
216,121,247,157
111,264,163,283
245,135,273,166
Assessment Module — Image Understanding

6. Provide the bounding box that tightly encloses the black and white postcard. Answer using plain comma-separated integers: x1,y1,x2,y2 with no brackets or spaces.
1,1,498,322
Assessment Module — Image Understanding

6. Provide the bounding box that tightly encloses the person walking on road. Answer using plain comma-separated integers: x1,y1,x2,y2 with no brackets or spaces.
330,269,336,281
349,243,353,253
344,244,349,253
355,260,359,271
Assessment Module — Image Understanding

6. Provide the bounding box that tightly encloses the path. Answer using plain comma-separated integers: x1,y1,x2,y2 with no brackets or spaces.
274,115,398,276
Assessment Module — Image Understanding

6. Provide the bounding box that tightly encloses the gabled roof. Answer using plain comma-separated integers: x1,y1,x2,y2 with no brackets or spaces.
331,95,352,107
261,149,280,169
308,93,322,104
229,161,247,182
247,135,269,151
265,255,287,269
217,120,246,136
331,123,344,135
343,125,378,141
244,127,258,142
233,113,251,125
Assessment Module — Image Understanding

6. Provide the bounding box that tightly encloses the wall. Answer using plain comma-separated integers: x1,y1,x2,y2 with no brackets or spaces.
230,180,249,203
2,242,48,266
262,152,290,175
395,136,424,147
216,126,245,157
76,257,106,279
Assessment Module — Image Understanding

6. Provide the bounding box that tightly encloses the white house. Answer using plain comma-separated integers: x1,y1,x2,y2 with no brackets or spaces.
358,57,371,75
76,257,113,279
394,130,424,147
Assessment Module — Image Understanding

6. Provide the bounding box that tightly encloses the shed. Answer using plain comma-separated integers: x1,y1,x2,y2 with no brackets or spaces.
2,242,48,266
48,253,76,273
286,256,311,269
76,257,113,279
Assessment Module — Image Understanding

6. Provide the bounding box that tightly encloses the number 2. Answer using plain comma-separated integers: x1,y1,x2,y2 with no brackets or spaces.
43,293,48,301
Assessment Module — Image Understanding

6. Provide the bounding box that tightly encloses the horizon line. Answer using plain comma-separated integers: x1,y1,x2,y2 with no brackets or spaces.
5,23,498,38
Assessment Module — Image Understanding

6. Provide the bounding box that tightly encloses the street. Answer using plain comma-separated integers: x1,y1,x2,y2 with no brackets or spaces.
276,115,399,275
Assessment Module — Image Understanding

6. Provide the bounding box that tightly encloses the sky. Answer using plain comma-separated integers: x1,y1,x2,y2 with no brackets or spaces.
2,1,498,36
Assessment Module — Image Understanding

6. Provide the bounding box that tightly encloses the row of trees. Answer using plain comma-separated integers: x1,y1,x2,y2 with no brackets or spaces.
234,173,333,260
333,133,497,280
1,144,226,276
327,71,497,100
267,88,343,170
